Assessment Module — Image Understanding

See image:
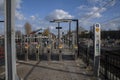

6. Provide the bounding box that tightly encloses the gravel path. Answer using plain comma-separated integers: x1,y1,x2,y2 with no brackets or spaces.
17,59,93,80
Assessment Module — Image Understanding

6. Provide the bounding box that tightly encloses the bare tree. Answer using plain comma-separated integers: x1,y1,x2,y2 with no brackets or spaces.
24,22,32,35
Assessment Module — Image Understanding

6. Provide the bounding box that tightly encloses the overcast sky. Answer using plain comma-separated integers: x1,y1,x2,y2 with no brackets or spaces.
0,0,120,34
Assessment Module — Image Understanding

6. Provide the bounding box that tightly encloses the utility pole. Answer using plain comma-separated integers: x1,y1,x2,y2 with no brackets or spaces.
76,20,79,57
69,22,71,49
5,0,19,80
58,22,60,47
55,23,62,48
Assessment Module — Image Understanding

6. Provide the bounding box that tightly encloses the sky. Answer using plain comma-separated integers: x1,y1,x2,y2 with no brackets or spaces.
0,0,120,34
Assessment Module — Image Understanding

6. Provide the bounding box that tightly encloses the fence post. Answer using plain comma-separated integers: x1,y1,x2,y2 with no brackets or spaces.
24,43,29,61
73,45,78,60
105,54,108,80
75,49,78,60
36,45,40,61
86,45,90,67
25,48,29,61
47,45,51,61
59,49,62,61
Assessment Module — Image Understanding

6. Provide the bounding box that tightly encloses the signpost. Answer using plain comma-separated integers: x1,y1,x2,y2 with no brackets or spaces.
93,23,101,77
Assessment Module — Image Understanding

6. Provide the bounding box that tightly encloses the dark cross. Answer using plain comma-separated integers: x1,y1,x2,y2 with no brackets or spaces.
56,22,62,47
0,21,4,22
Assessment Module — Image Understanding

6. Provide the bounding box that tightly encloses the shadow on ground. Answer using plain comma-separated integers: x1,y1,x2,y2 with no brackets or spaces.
17,53,75,61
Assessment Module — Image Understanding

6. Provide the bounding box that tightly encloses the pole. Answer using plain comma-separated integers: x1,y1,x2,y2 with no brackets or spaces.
93,23,101,77
76,20,79,57
69,22,71,48
87,36,90,67
58,22,60,48
25,35,29,61
36,45,39,61
20,29,23,57
5,0,18,80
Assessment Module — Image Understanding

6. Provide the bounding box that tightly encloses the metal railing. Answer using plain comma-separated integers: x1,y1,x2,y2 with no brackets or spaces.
79,44,94,66
79,45,120,80
100,50,120,80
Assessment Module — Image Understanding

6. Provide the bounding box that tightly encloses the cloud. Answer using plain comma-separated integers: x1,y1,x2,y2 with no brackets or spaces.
15,0,25,20
78,5,106,20
77,5,89,11
87,0,116,7
86,12,101,18
79,0,116,20
102,23,119,30
0,0,4,15
110,0,116,6
102,17,120,30
15,11,25,20
30,15,36,21
76,0,116,30
45,9,74,21
0,0,25,20
77,5,105,29
86,6,106,18
16,0,22,9
79,20,94,30
16,24,23,28
30,15,39,21
77,5,87,10
49,25,56,30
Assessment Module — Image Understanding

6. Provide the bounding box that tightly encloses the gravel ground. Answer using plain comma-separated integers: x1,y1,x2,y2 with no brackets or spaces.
0,66,5,80
17,59,94,80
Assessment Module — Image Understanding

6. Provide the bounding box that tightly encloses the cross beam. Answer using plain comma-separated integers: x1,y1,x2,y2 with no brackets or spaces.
50,19,79,55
